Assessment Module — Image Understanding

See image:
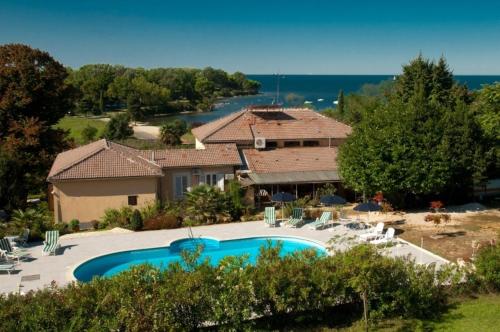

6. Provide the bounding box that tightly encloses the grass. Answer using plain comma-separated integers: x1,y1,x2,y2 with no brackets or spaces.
55,116,106,144
272,294,500,331
372,295,500,331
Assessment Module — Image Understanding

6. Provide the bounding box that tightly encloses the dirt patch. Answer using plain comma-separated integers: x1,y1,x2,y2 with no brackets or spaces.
396,211,500,262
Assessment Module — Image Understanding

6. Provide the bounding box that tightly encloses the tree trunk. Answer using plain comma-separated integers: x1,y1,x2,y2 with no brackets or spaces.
363,290,369,332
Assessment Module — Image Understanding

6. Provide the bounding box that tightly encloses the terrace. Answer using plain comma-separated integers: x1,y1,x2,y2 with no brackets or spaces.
0,220,448,294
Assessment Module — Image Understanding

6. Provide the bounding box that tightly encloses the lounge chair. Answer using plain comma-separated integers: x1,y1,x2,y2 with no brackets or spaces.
308,211,332,230
359,222,384,242
43,230,61,256
285,208,304,228
370,227,395,246
0,238,30,262
264,207,278,227
14,229,30,248
0,252,16,275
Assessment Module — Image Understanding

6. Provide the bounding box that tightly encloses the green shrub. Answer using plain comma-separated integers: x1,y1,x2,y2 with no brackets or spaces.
10,205,53,241
184,185,230,224
0,245,458,331
129,210,143,231
68,219,80,232
475,244,500,291
101,206,134,228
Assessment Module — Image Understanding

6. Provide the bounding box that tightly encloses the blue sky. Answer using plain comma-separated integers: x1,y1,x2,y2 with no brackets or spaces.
1,0,500,74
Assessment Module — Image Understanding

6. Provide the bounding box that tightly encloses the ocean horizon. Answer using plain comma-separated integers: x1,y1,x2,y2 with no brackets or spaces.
158,74,500,124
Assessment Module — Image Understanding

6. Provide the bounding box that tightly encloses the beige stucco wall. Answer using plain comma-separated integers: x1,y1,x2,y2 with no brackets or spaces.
52,177,159,223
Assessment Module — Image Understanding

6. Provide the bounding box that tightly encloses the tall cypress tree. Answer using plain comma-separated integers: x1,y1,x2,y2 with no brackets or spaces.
337,89,345,118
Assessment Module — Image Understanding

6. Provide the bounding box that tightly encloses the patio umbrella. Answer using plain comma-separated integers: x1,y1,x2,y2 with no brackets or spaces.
320,195,347,221
353,202,381,223
271,192,296,219
320,195,347,206
353,202,381,212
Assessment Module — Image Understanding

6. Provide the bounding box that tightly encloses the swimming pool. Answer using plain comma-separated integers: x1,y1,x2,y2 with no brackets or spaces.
73,236,326,282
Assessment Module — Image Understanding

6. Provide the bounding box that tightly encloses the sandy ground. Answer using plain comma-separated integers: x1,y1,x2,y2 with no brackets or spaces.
342,205,500,262
98,118,160,139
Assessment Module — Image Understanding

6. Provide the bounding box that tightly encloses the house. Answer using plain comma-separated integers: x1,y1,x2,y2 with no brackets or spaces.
48,140,241,222
192,106,352,203
48,106,351,222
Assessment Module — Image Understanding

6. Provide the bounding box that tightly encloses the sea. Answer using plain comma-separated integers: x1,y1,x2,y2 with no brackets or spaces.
159,75,500,124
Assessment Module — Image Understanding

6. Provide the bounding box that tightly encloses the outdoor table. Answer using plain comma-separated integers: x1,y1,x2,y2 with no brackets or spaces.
5,235,19,244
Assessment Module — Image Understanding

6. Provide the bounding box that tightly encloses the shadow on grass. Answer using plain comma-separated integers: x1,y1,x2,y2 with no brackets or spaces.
250,303,364,331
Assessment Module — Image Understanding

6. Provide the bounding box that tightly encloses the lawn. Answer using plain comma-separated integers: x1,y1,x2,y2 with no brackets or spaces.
54,116,106,144
372,295,500,332
290,294,500,331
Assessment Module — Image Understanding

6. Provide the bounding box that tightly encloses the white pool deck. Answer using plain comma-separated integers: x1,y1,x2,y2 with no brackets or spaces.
0,221,449,294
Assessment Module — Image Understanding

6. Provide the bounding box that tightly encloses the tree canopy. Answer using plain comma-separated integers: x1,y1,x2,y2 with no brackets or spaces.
159,119,188,146
0,44,72,211
338,55,491,206
67,65,260,117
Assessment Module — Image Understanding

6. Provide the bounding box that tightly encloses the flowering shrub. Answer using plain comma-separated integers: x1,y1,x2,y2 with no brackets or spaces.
430,200,444,212
0,245,459,331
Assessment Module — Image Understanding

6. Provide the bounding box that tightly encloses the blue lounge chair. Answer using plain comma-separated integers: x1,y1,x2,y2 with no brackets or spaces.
43,230,60,256
264,207,278,227
285,208,304,228
308,211,332,230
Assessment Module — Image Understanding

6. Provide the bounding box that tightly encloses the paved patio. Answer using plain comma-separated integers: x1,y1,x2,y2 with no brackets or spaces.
0,221,449,294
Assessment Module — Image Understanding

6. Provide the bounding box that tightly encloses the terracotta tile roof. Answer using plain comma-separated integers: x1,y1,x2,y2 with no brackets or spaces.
143,144,242,168
242,147,338,174
48,140,162,181
48,140,241,182
192,108,352,143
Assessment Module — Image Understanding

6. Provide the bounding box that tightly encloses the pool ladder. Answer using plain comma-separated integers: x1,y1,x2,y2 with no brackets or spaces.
188,226,195,239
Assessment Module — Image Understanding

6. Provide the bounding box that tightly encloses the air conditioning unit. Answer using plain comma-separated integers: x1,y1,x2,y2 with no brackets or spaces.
192,168,201,176
254,137,266,149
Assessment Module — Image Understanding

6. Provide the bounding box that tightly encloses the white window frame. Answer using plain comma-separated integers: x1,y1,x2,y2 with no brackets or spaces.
203,172,224,191
173,173,190,199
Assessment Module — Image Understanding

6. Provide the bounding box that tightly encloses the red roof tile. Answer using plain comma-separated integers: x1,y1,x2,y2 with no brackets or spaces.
192,108,352,143
242,147,338,173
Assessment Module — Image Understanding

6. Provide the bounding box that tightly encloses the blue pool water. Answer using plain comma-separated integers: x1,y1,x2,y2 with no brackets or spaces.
73,236,325,282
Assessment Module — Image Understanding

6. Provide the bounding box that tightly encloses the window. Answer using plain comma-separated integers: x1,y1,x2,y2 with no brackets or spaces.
303,140,320,147
174,175,189,198
284,141,300,147
128,195,138,206
204,173,224,190
205,173,218,186
266,141,278,148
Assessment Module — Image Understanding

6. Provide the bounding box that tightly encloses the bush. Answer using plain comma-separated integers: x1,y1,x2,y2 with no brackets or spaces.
91,220,99,230
81,125,98,143
102,113,133,140
129,210,143,231
0,245,458,331
475,244,500,291
68,219,80,232
184,185,230,225
101,206,134,229
10,205,53,241
143,213,180,230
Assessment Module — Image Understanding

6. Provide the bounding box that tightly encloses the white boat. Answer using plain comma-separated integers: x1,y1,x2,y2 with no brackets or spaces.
317,98,324,102
304,101,313,104
333,100,338,105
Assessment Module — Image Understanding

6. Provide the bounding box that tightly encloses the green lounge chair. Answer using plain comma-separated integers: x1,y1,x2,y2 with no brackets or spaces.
308,211,332,230
285,208,304,228
43,230,60,256
264,207,278,227
0,238,30,262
